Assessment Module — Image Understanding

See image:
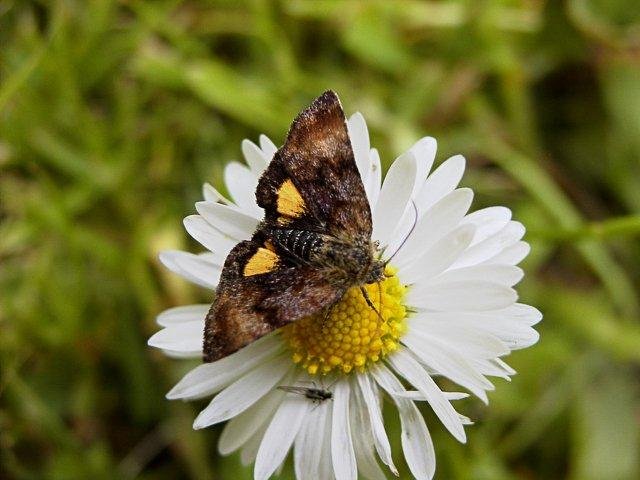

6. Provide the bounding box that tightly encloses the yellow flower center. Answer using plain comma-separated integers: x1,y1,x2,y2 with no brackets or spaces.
282,267,407,375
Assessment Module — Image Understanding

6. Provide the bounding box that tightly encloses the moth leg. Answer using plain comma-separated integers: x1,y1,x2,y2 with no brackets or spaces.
360,286,384,322
321,303,336,327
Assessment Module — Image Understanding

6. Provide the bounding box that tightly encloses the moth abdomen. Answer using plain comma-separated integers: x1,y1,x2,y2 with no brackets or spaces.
270,228,324,262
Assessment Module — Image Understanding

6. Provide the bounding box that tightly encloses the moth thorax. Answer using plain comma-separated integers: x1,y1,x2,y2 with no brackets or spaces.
319,240,381,283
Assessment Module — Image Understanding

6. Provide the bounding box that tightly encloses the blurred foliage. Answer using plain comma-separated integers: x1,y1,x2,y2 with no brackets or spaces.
1,0,640,479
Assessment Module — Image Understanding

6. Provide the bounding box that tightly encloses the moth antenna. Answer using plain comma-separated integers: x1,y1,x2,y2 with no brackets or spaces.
384,200,418,266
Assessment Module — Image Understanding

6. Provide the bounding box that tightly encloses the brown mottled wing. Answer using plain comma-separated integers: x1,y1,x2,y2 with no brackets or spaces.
203,240,344,362
256,90,372,241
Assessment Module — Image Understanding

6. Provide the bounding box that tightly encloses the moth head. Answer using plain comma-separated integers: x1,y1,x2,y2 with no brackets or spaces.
364,257,385,285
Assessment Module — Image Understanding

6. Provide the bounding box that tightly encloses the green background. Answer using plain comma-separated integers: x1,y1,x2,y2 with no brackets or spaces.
2,1,640,479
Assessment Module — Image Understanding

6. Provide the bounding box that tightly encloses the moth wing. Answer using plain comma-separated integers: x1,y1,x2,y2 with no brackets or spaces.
256,90,372,241
203,240,344,362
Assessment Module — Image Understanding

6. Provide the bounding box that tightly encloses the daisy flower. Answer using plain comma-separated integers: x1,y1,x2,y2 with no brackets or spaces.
149,104,541,480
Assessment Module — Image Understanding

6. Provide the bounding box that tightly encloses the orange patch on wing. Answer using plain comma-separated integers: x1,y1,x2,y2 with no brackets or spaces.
243,247,280,276
276,179,306,218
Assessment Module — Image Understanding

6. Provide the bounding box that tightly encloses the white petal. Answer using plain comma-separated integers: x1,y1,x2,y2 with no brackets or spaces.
483,241,531,266
373,151,417,247
498,324,539,350
392,391,469,401
394,188,474,268
240,421,268,466
495,358,517,375
183,215,237,255
254,395,309,480
160,349,201,359
402,331,493,402
408,279,517,312
409,137,437,193
223,162,262,218
218,387,284,455
371,365,436,480
349,379,388,480
453,221,526,268
387,349,466,442
412,312,539,352
295,399,326,480
159,250,221,289
408,320,510,358
353,439,387,480
347,112,371,182
193,355,291,429
157,304,209,326
413,308,540,349
499,303,543,326
167,334,283,400
366,148,382,209
195,201,259,241
241,139,269,175
470,358,514,380
332,380,357,480
259,134,278,160
355,373,397,475
202,182,233,205
434,264,524,287
260,141,277,163
461,206,512,246
148,320,203,355
318,402,334,480
399,224,475,284
422,304,541,326
415,155,466,213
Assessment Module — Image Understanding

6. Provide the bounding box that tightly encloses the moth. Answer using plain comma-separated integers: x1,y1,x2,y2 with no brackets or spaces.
277,385,333,404
203,90,385,362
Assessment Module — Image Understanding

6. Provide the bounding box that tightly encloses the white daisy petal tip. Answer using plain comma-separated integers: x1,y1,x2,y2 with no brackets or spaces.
193,416,207,430
391,390,470,401
241,139,269,174
412,135,437,153
147,323,203,354
258,134,278,159
409,136,437,180
448,153,466,171
202,182,232,205
157,305,207,327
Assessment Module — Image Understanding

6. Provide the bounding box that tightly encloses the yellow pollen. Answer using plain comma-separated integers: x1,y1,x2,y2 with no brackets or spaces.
282,266,407,375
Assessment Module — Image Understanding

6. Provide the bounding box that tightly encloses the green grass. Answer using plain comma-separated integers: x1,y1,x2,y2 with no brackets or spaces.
1,1,640,479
